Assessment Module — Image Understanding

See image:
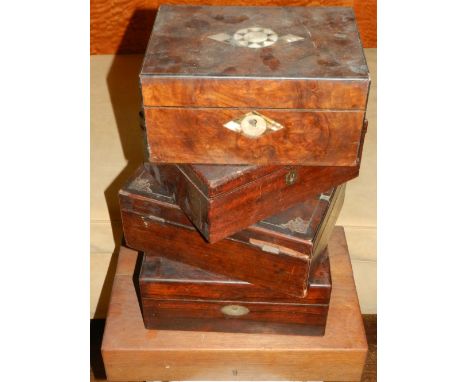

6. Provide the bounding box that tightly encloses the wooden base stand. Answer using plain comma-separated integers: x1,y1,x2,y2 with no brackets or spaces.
102,227,367,381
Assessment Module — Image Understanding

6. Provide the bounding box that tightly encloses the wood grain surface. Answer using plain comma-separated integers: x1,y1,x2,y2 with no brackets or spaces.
122,209,311,296
92,315,376,381
139,254,331,303
141,78,369,109
139,253,330,335
122,163,341,250
145,107,365,165
140,6,368,79
120,165,345,296
177,163,291,197
101,226,368,381
141,298,329,335
90,0,376,54
354,0,377,49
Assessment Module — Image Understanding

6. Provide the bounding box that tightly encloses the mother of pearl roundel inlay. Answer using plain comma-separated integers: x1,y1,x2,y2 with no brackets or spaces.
233,27,279,48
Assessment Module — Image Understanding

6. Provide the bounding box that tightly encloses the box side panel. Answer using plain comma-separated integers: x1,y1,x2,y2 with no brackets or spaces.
141,298,328,335
141,77,369,109
121,210,310,297
207,165,359,242
139,254,331,303
178,163,279,197
103,349,367,381
157,164,211,239
145,107,365,165
312,183,347,263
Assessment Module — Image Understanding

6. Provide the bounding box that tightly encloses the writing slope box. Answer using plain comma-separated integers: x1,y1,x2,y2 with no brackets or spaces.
119,164,345,297
139,253,331,335
141,5,370,165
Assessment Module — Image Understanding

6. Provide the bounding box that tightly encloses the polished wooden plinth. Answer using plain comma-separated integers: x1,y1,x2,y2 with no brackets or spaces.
101,226,367,381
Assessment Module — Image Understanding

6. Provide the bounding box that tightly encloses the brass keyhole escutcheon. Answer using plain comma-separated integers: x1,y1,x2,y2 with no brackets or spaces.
240,115,267,137
285,169,298,186
221,304,250,317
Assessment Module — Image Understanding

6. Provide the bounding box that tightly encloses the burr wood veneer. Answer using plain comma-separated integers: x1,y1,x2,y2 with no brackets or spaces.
141,5,370,165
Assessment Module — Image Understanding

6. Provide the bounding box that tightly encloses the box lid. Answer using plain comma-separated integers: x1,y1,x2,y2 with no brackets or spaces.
178,164,280,197
141,5,369,109
140,251,331,303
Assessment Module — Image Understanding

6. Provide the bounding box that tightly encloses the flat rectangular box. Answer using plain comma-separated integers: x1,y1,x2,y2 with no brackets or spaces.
102,227,368,382
139,252,331,335
120,164,345,297
141,5,370,165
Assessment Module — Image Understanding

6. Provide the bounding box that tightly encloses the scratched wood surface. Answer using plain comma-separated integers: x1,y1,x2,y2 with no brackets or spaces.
122,205,314,297
155,163,353,243
101,227,368,381
90,0,376,54
141,6,368,79
140,254,331,302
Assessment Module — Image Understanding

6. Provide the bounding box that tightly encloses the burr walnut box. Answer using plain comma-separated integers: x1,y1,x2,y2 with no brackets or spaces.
120,164,345,297
141,5,370,165
139,253,331,335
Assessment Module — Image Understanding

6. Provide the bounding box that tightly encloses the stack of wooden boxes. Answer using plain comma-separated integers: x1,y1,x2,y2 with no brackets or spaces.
119,5,370,336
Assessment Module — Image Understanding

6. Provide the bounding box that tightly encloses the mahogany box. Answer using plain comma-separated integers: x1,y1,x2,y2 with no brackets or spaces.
140,5,370,165
139,252,331,335
119,163,345,297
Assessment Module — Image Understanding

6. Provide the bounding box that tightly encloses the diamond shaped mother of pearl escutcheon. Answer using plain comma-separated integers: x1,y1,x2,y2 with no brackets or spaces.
223,111,284,138
208,27,304,49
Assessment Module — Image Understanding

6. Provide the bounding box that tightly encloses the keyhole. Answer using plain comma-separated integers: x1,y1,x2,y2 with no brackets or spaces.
239,114,268,137
285,170,298,186
248,118,257,127
221,305,250,316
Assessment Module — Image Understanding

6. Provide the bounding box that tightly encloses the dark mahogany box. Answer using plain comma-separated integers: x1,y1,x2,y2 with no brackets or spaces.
140,5,370,165
120,164,345,297
139,252,331,335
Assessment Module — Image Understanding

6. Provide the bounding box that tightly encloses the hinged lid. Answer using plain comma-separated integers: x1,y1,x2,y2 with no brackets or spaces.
140,252,331,303
141,5,370,109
